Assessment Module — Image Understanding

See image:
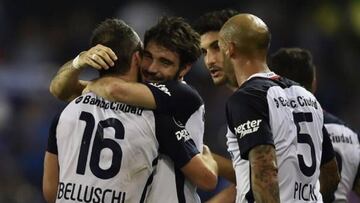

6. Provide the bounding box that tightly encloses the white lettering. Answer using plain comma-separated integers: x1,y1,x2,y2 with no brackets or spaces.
149,83,171,96
293,181,317,201
234,119,262,138
176,129,191,141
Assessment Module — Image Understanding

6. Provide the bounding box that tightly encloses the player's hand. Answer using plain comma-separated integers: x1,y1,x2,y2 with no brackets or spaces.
202,145,212,156
82,81,93,94
74,44,118,70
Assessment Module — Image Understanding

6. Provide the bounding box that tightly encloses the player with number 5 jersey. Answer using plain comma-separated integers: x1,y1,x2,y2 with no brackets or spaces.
269,47,358,202
226,73,328,202
218,14,335,202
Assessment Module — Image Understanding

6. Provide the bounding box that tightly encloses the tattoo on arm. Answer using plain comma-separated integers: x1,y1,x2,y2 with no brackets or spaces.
249,144,280,203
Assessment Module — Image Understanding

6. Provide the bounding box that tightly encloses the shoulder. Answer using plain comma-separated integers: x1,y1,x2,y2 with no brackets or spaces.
324,111,359,142
324,111,358,135
323,111,346,125
147,81,202,103
228,77,282,106
147,80,203,123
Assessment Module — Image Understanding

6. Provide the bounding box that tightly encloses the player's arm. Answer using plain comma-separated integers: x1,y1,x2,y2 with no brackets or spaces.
180,145,218,191
86,77,156,109
319,126,340,202
205,184,236,203
43,152,59,203
226,88,278,202
212,153,236,183
249,144,280,203
49,44,117,101
88,79,201,117
43,114,61,203
319,157,339,202
353,162,360,196
156,115,218,191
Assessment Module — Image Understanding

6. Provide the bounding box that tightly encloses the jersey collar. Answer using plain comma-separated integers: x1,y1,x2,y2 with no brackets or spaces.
247,71,279,81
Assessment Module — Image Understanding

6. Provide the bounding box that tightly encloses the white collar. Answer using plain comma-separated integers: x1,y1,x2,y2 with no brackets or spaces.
246,71,278,81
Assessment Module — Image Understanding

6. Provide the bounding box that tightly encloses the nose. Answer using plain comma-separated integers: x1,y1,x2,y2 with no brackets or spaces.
144,61,158,74
205,51,216,68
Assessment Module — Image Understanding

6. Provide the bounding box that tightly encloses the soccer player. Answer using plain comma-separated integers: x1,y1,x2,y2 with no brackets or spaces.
43,18,218,203
193,9,239,202
218,13,336,202
270,47,360,203
48,17,218,202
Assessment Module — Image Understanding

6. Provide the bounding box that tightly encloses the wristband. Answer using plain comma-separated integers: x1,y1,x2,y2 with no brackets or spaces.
72,54,81,69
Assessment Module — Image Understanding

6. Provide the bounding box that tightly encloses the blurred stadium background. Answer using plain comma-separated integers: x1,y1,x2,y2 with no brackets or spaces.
0,0,359,202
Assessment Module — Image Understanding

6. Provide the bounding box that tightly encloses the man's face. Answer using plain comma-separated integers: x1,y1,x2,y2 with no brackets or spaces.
200,31,228,86
218,34,237,87
140,41,182,83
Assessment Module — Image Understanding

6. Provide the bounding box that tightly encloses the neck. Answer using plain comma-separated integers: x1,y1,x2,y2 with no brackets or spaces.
233,57,270,87
102,70,138,83
226,83,238,92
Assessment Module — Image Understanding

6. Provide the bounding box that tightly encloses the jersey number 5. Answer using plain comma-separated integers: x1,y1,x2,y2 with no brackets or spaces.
76,111,124,179
293,112,316,177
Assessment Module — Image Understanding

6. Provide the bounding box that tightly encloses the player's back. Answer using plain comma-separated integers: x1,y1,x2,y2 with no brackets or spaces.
55,92,158,203
267,76,324,202
226,72,324,203
324,111,360,202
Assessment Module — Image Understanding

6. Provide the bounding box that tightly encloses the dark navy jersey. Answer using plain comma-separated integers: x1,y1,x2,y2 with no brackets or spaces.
145,80,205,203
323,111,360,202
47,92,199,203
226,72,327,203
146,80,203,125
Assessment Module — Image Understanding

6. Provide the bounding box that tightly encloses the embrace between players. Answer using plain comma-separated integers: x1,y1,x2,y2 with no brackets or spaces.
43,9,360,203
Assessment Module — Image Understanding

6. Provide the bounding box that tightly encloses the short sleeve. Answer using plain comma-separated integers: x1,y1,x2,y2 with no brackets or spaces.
226,89,274,160
47,114,60,154
145,81,203,124
155,113,200,168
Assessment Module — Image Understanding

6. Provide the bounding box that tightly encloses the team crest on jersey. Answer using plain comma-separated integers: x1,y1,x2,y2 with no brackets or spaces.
172,117,185,128
234,119,262,138
149,83,171,96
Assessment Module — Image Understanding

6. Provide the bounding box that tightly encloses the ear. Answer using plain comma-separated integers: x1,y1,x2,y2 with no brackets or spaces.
133,51,142,66
178,64,192,79
227,42,236,58
128,51,142,73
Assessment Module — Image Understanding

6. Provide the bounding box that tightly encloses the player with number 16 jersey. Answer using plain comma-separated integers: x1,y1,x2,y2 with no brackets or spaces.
226,72,331,202
46,92,199,203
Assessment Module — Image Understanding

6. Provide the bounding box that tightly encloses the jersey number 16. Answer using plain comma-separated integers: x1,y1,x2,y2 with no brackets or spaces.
76,111,124,179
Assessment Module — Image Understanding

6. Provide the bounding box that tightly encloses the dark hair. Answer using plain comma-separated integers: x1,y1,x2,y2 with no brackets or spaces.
144,16,201,68
193,9,239,35
90,18,142,76
269,48,315,91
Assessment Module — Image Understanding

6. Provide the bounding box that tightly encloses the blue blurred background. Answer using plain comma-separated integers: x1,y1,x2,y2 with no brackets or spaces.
0,0,359,202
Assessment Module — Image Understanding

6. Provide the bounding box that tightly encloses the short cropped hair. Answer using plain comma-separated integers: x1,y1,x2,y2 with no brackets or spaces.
90,19,142,76
193,9,239,35
144,16,201,68
269,48,315,91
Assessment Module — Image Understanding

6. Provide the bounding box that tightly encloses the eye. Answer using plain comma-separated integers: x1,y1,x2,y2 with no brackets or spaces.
211,42,220,51
143,52,152,59
160,59,172,66
201,48,207,55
